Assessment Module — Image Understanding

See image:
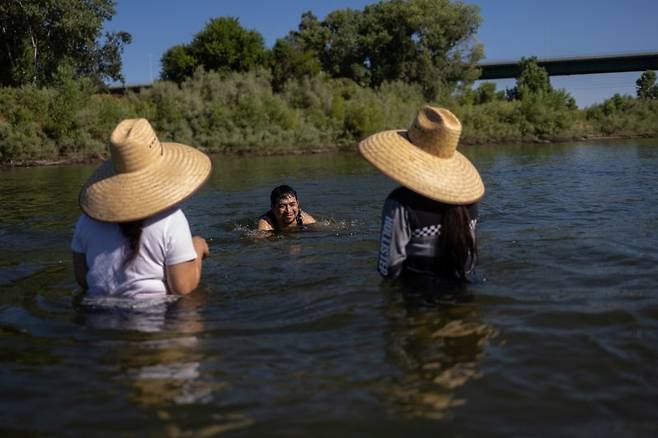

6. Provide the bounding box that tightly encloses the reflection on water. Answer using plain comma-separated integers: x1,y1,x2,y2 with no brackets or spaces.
1,141,658,435
118,297,213,412
78,293,256,435
382,289,497,420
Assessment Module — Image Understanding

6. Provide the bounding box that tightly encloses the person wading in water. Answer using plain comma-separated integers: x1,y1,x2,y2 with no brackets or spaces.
358,106,485,290
71,118,212,298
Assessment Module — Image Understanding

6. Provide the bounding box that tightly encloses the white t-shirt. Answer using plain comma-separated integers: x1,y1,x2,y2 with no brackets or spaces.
71,208,197,299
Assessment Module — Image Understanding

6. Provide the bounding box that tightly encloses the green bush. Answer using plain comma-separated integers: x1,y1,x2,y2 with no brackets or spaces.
0,121,56,161
586,96,658,137
1,69,657,164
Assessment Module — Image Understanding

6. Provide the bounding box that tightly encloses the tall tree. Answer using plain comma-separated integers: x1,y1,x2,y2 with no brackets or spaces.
270,37,321,92
273,0,482,98
161,45,199,83
269,11,327,90
636,70,657,100
161,17,269,82
360,0,482,92
506,56,575,109
507,57,552,100
0,0,131,87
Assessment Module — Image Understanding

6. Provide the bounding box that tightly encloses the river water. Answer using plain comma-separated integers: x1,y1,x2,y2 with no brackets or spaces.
1,140,657,436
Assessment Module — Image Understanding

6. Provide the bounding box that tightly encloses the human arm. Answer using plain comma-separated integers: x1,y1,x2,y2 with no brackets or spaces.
166,236,209,295
72,252,88,289
377,198,411,279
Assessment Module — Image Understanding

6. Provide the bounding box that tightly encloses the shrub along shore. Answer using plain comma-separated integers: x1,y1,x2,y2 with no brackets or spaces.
2,69,658,167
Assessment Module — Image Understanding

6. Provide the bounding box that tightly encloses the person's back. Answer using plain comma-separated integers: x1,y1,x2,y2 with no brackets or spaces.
73,208,197,298
71,118,212,299
358,105,485,288
378,186,478,281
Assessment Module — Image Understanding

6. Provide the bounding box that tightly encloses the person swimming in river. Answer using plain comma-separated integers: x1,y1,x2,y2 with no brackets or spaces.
357,105,485,286
257,185,316,231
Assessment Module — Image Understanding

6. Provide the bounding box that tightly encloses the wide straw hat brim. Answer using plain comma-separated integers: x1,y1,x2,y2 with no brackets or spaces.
80,142,212,222
358,130,484,204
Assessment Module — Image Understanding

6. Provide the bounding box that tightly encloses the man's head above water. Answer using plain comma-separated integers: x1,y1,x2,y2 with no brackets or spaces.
257,184,316,231
270,185,300,228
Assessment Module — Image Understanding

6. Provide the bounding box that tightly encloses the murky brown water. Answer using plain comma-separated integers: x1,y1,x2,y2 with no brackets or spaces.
1,140,657,436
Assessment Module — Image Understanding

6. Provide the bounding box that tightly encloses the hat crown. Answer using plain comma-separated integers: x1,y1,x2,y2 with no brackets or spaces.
110,119,162,173
407,106,461,159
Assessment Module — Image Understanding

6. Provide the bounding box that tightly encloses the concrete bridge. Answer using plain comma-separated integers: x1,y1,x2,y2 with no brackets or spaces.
109,51,658,93
478,51,658,80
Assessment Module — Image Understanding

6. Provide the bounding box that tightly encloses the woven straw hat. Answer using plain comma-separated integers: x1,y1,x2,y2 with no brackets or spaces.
358,106,484,204
79,119,212,222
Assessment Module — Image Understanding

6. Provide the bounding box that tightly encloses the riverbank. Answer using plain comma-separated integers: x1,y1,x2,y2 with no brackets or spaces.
3,132,656,169
2,70,658,167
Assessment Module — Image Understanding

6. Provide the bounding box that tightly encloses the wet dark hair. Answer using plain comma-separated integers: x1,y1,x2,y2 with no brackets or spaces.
437,205,478,281
119,220,144,266
269,185,303,227
270,185,298,207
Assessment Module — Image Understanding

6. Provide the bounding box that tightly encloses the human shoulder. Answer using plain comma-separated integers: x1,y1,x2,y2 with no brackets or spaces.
141,208,189,235
383,189,408,212
139,208,193,257
72,213,122,253
300,210,316,224
145,208,195,265
387,186,412,200
74,213,116,235
467,203,479,219
75,212,101,227
257,213,274,231
145,207,186,226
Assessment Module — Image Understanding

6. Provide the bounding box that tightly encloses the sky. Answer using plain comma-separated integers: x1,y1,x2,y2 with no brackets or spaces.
105,0,658,108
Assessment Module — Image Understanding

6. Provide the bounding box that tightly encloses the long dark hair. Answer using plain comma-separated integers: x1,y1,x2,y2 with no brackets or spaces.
437,205,477,280
119,220,144,266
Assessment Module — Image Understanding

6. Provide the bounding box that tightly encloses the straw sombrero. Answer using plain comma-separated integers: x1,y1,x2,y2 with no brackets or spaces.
358,106,484,204
79,119,212,222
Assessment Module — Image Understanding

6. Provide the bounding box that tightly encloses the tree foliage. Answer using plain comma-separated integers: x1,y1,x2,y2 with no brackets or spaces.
506,57,576,109
636,70,658,100
459,81,505,105
473,82,504,104
270,36,321,92
161,17,269,82
160,45,199,84
271,0,483,98
0,0,131,87
507,57,552,100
